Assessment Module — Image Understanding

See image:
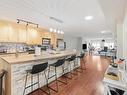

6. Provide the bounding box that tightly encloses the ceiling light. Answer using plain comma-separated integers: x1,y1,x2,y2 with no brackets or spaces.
61,31,64,34
84,16,93,20
49,28,53,32
54,29,57,33
101,31,106,34
57,30,60,33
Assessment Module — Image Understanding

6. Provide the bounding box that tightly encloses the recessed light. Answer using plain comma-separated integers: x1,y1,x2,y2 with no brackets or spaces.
101,31,106,34
84,16,93,20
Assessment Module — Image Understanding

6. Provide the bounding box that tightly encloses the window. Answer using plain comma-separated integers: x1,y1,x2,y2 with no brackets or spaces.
104,42,114,49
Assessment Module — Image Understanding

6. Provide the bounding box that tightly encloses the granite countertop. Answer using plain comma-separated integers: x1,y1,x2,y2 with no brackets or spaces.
0,50,77,64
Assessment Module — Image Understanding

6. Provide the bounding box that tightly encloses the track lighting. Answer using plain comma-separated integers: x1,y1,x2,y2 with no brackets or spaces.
17,19,20,23
37,24,39,28
17,19,39,28
26,22,28,26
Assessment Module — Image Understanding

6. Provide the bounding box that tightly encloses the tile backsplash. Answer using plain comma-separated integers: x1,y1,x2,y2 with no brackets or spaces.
0,42,28,53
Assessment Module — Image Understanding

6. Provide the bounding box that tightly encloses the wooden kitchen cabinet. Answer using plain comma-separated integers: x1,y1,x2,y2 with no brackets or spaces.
26,28,41,44
18,27,27,43
43,31,51,38
0,22,9,42
0,20,57,46
0,21,20,42
7,25,18,42
51,33,57,48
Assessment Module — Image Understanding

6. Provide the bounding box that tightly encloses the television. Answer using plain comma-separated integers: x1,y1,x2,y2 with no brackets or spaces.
82,44,87,49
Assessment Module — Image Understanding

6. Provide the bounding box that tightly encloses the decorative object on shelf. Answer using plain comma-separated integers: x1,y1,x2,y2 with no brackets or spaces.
117,59,125,64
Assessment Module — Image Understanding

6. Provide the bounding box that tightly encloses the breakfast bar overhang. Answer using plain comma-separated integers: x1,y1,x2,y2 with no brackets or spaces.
0,50,79,95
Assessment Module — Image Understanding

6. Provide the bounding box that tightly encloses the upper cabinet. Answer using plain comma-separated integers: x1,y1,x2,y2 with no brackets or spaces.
0,22,9,42
26,28,42,44
0,20,57,46
0,21,19,42
18,27,27,43
7,25,18,42
51,33,57,48
56,33,64,39
43,31,51,38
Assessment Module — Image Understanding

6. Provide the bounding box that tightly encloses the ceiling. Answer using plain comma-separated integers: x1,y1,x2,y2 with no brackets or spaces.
0,0,126,38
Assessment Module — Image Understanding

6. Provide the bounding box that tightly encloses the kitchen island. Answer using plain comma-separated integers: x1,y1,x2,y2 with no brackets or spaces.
0,50,79,95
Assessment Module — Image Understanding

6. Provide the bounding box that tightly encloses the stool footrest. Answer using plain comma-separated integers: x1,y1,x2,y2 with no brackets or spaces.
40,88,50,95
63,75,72,79
48,86,58,92
70,72,78,75
48,75,56,79
25,82,38,89
57,79,67,85
62,73,72,79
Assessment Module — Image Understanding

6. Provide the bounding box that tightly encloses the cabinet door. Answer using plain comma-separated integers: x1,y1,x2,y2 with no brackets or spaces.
18,28,27,43
7,25,18,42
36,31,42,44
44,31,51,38
26,28,38,44
51,33,57,48
0,22,9,42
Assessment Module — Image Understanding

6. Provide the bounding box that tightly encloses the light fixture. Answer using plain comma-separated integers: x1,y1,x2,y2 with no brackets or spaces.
17,19,20,23
101,31,106,34
26,22,28,26
49,28,64,34
61,31,64,34
37,24,39,28
17,19,39,28
54,29,57,33
57,30,60,33
50,28,53,32
84,16,93,20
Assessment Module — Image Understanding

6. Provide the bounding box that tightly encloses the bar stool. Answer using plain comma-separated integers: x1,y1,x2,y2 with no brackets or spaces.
0,70,6,95
23,62,50,95
76,53,86,72
66,55,78,76
48,58,67,92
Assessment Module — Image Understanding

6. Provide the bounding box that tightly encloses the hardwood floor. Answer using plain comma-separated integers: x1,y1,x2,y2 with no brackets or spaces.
29,55,110,95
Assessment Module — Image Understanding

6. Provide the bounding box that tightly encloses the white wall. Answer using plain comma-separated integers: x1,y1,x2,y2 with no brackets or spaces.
64,35,78,50
117,23,124,59
64,35,115,51
123,12,127,59
77,37,82,52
